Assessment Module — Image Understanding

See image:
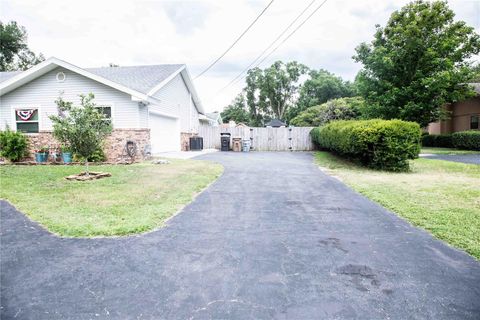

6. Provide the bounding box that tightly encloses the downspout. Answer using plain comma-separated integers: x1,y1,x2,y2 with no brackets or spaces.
189,92,192,133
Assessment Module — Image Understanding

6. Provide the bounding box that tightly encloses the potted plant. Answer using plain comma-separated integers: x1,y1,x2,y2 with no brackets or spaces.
61,145,72,163
34,145,49,163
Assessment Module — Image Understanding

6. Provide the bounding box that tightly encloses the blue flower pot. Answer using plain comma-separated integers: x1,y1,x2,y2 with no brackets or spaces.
62,152,72,163
35,152,49,163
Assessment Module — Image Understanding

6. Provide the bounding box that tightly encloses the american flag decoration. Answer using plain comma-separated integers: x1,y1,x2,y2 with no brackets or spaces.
16,109,36,121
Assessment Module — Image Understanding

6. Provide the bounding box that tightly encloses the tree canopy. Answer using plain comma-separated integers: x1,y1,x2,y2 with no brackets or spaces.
291,69,357,120
353,0,480,127
290,97,364,127
0,21,44,71
220,92,250,124
245,61,308,126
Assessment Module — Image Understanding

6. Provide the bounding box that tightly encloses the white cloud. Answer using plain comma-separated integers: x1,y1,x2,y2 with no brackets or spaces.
1,0,479,112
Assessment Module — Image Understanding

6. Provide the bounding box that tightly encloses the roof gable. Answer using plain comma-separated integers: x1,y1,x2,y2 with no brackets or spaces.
0,57,204,113
86,64,184,95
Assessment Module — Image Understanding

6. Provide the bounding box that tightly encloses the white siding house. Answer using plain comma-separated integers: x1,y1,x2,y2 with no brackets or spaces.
0,57,205,158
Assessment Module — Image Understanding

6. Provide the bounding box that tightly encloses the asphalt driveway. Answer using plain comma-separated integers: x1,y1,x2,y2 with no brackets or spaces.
420,153,480,165
1,152,479,319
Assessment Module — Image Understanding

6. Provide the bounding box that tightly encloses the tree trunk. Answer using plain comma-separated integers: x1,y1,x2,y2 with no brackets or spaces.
85,160,90,177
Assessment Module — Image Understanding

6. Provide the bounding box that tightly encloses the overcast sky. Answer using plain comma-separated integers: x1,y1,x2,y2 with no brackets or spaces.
1,0,479,112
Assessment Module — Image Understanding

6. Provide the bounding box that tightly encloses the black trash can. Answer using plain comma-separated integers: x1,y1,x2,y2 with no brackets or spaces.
189,136,203,151
220,132,231,151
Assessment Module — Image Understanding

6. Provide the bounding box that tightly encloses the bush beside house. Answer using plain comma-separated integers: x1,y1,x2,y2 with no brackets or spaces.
452,130,480,150
311,119,421,171
421,134,453,148
0,128,29,162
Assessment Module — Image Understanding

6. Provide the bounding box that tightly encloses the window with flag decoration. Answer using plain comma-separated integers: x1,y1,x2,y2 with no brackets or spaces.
15,108,39,133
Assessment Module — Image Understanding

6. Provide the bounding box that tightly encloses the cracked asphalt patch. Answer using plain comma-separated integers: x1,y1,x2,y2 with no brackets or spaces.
1,152,480,319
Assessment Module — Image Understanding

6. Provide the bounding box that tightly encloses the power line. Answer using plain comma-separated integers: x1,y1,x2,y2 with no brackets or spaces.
219,0,318,92
194,0,275,79
219,0,329,93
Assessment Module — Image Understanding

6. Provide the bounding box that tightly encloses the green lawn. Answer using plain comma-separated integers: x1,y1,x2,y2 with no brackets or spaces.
0,159,223,237
421,147,480,155
315,151,480,259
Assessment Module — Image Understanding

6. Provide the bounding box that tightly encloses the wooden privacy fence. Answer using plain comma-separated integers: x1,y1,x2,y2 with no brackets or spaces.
197,125,315,151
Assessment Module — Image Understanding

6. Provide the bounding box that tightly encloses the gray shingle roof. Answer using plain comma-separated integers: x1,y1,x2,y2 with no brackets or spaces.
265,119,286,127
86,64,184,94
0,64,184,95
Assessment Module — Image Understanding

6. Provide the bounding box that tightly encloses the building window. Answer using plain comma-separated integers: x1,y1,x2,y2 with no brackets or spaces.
471,115,479,130
94,105,112,126
15,108,39,133
96,106,112,119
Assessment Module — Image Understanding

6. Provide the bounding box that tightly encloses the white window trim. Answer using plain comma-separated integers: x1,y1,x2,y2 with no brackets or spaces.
92,101,115,128
11,105,42,134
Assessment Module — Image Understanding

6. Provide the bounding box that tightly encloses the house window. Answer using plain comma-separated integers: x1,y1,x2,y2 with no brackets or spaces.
95,105,112,124
15,108,39,133
471,115,479,130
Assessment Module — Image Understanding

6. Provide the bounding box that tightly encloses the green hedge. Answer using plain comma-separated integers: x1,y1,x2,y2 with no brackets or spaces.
421,134,453,147
311,119,421,171
452,130,480,150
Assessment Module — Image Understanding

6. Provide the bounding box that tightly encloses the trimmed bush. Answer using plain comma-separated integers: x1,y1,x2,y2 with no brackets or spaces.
421,134,453,147
311,119,421,171
0,128,29,162
452,130,480,150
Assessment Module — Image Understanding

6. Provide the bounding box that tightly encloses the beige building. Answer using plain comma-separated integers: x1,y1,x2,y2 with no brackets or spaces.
428,83,480,134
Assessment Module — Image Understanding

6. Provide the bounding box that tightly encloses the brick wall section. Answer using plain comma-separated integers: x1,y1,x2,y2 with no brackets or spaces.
24,129,150,163
104,129,150,162
180,132,197,151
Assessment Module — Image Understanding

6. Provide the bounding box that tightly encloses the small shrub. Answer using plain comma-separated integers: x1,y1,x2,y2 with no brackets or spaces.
421,134,453,147
49,93,112,173
0,128,29,162
311,119,421,171
452,130,480,150
73,146,106,162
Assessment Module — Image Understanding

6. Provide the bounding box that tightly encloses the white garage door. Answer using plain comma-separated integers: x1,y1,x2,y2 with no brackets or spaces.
149,113,180,153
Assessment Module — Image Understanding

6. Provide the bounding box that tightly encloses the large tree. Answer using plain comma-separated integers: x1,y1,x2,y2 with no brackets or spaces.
245,61,308,125
291,69,356,121
353,0,480,127
221,92,250,124
0,21,44,71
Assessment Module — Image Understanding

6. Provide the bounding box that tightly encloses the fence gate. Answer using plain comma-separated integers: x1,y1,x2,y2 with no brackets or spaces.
198,125,315,151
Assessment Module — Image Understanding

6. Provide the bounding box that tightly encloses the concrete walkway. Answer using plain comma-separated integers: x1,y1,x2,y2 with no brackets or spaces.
153,148,218,160
1,152,479,319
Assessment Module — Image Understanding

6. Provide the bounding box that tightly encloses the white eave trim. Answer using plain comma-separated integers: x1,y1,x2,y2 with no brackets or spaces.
146,65,186,96
0,57,205,114
146,65,205,114
148,108,179,119
0,57,150,101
